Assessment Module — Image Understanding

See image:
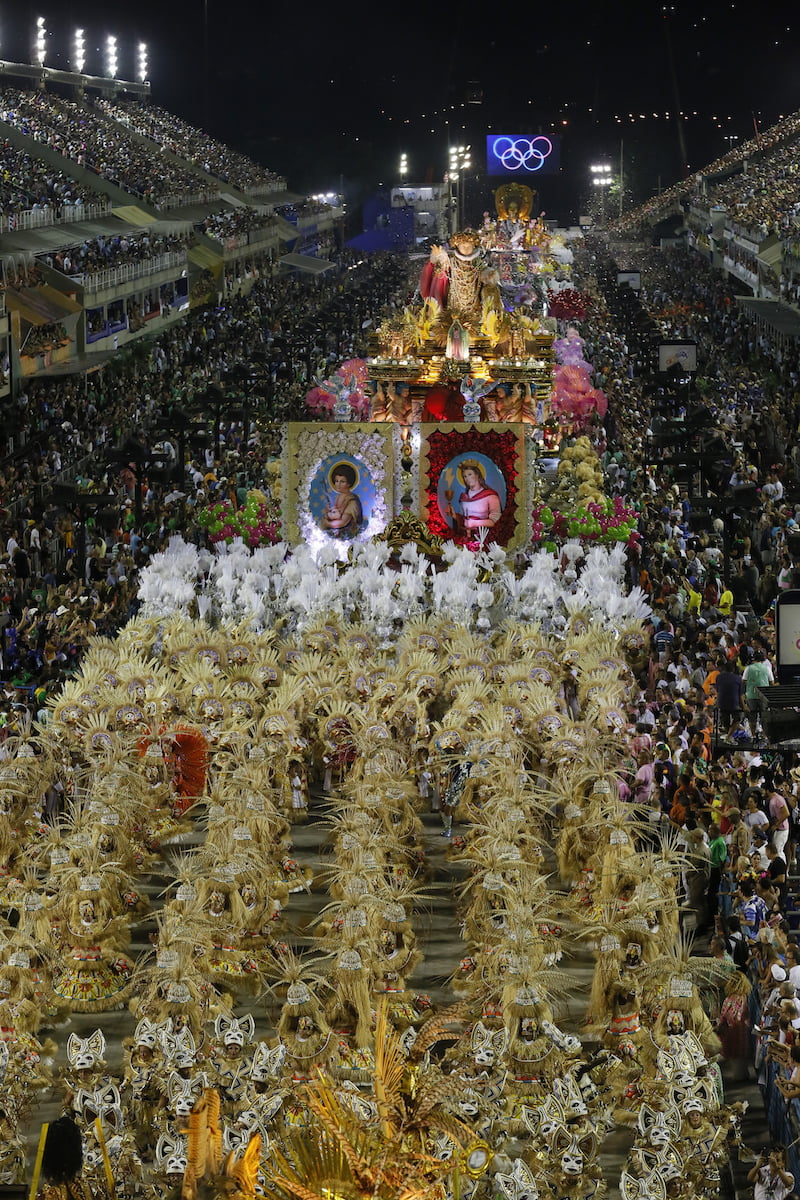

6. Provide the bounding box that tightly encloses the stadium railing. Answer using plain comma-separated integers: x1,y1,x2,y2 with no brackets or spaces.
73,252,188,294
5,200,112,232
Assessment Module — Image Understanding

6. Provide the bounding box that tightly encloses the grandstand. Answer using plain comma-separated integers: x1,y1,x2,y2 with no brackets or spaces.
97,99,284,197
0,66,344,389
610,107,800,341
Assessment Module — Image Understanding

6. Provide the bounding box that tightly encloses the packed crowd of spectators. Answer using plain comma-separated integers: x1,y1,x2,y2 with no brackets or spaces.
37,229,192,279
565,234,800,1170
0,87,217,209
200,206,276,243
0,250,407,728
706,129,800,240
0,139,108,222
612,108,800,238
2,259,44,289
97,99,284,195
197,195,341,262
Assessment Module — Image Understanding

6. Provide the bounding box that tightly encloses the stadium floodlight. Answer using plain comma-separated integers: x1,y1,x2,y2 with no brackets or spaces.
138,42,148,83
74,29,86,74
35,17,46,68
399,152,408,177
105,35,118,79
590,162,612,186
450,145,470,171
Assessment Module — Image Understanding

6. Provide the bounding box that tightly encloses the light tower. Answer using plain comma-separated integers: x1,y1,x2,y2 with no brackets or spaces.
590,162,612,226
35,17,47,68
105,35,118,79
73,29,86,74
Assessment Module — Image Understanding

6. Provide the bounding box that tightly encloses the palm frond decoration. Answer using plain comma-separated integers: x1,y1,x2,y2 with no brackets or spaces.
639,926,732,996
257,1003,471,1200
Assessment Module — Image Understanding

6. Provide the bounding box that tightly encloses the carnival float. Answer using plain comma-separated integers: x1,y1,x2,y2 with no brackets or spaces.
277,185,608,554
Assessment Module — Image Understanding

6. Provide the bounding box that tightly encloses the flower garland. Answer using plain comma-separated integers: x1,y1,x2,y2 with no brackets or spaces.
425,427,519,547
551,363,608,428
304,358,371,420
548,288,592,323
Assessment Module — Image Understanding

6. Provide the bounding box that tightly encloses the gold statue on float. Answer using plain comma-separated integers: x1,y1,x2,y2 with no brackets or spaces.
447,229,483,320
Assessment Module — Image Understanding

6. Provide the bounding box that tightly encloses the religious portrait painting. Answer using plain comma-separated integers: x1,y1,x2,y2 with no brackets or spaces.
421,424,530,549
286,423,397,547
436,453,508,537
308,454,375,540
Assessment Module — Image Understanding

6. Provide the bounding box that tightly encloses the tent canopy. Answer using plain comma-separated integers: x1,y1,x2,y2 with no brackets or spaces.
112,205,157,227
278,253,335,275
7,284,81,326
188,243,223,269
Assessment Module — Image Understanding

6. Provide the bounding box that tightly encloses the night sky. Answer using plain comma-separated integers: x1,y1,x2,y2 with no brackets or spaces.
4,2,799,224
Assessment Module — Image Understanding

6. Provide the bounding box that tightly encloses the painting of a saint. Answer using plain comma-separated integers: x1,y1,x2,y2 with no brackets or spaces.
437,455,507,535
321,463,362,536
309,455,375,540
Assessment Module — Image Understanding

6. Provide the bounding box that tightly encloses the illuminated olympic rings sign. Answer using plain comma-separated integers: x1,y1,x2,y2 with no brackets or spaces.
491,136,553,173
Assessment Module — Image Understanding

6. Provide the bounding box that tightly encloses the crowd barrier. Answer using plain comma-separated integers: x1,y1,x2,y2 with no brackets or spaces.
154,190,220,211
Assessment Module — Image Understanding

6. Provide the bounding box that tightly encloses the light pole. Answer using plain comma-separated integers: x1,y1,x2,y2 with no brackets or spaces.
448,144,471,233
590,162,612,227
105,35,118,79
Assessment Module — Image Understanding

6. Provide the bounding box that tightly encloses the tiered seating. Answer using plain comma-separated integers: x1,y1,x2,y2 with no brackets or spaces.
0,138,108,225
705,129,800,238
613,109,800,237
0,87,216,209
200,206,276,242
97,98,284,195
37,230,191,279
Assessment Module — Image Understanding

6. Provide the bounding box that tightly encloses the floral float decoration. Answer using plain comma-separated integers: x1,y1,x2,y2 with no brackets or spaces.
304,359,371,420
196,490,282,547
531,496,639,550
548,287,591,323
550,364,608,428
553,326,593,373
531,436,639,550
